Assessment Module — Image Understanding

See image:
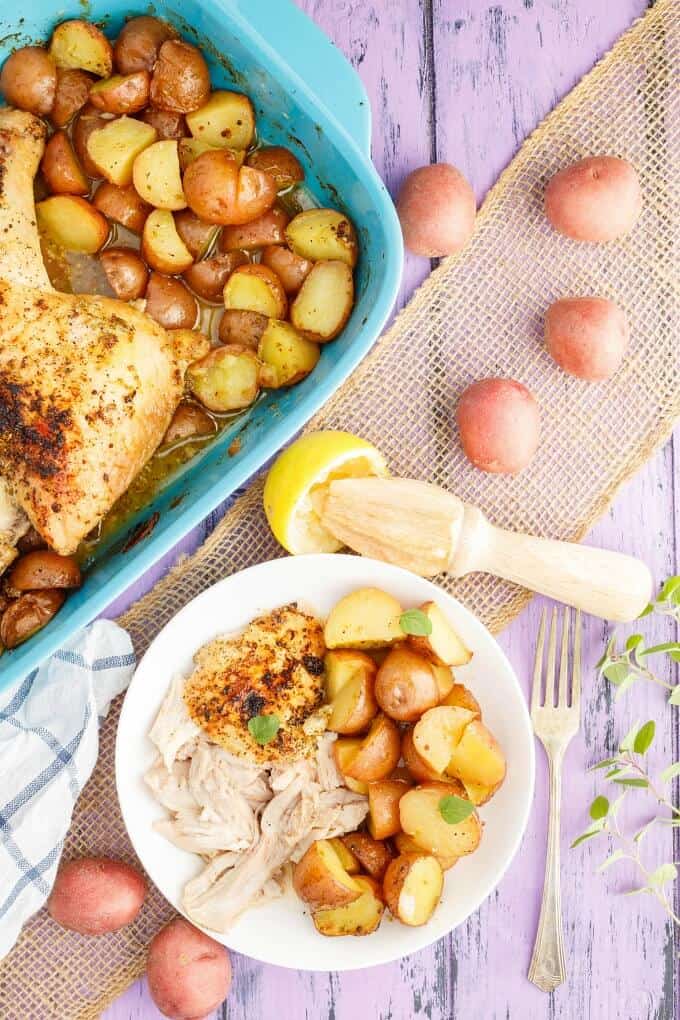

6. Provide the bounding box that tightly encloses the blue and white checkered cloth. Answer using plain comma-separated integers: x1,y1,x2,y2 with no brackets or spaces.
0,620,135,958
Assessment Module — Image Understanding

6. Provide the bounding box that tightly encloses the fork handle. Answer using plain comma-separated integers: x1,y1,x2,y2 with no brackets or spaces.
528,751,567,992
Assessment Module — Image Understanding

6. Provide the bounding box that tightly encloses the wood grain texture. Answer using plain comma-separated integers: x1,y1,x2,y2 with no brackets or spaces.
104,1,679,1017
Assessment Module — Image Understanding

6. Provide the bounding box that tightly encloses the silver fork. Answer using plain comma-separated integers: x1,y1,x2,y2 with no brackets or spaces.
527,607,581,993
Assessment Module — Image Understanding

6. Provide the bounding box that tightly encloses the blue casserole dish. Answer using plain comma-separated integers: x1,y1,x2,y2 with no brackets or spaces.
0,0,403,691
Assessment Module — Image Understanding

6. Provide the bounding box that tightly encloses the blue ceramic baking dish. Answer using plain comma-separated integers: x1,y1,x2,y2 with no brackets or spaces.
0,0,403,691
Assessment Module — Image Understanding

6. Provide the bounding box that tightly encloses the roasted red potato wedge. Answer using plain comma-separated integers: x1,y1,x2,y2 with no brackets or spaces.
441,682,481,718
174,209,220,259
285,208,358,267
399,781,482,858
290,260,354,342
133,139,186,210
327,838,360,875
375,646,440,722
89,70,150,114
163,403,216,445
113,16,176,74
326,654,378,736
312,876,384,937
247,146,304,190
41,131,89,196
393,831,458,871
86,115,157,186
142,209,194,274
383,853,443,927
324,588,403,650
325,649,376,701
150,39,210,113
293,839,362,910
342,713,401,783
139,107,187,140
332,737,368,796
0,46,57,116
407,601,473,666
100,247,149,301
219,207,289,251
49,20,113,77
183,251,247,304
183,149,277,225
401,727,443,783
223,264,287,319
412,705,476,774
445,720,507,789
93,181,150,233
340,832,394,881
52,67,94,127
367,778,412,840
71,104,110,177
37,195,109,253
258,320,320,389
7,551,81,592
261,244,313,295
186,345,260,413
186,90,255,150
218,309,268,350
144,272,198,330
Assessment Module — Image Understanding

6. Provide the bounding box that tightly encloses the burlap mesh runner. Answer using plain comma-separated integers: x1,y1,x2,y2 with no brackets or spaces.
1,3,678,1016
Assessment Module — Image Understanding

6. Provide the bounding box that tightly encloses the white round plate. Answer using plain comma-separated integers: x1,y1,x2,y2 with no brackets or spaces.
116,554,534,971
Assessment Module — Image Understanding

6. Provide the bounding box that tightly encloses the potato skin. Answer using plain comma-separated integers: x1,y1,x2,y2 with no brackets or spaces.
375,646,440,722
114,16,176,74
0,590,65,648
163,403,216,445
100,247,149,301
150,40,210,114
261,244,313,295
246,145,304,189
52,67,94,127
340,832,394,881
456,377,540,474
41,131,89,196
139,107,187,140
397,163,476,257
184,150,277,226
145,272,198,329
47,857,146,935
89,70,150,114
544,296,629,381
367,778,411,839
174,209,220,259
343,713,401,783
183,251,247,304
219,206,289,251
7,550,81,592
545,156,642,242
72,104,111,177
93,182,150,233
218,309,268,349
1,46,56,115
293,840,360,909
147,918,231,1020
401,727,442,783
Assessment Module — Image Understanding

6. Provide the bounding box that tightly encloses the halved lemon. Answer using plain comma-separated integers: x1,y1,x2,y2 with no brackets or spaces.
264,431,389,554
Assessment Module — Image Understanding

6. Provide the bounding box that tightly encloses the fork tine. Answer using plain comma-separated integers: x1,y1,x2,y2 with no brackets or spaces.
558,607,570,706
571,609,582,708
531,609,547,711
546,608,558,706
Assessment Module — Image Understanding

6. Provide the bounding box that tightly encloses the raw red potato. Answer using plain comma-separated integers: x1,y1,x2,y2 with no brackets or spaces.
544,296,629,381
47,856,146,935
396,163,476,257
147,918,232,1019
544,155,642,242
456,378,540,474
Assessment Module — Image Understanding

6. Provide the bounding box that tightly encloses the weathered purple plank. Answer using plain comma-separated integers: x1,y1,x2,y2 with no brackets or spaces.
104,2,678,1018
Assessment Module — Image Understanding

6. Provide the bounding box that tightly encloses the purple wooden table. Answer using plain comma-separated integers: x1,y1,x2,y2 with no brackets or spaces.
104,2,680,1017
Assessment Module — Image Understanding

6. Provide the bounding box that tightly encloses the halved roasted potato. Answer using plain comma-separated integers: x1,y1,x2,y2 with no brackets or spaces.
149,39,210,114
52,67,94,127
293,839,362,910
461,779,502,807
258,320,320,389
328,837,360,875
393,831,458,871
441,683,481,718
312,876,384,937
327,655,378,736
285,208,358,267
144,272,198,330
89,70,150,114
340,832,394,881
399,782,482,858
324,649,376,702
401,727,443,783
432,665,455,700
332,737,368,795
86,115,157,186
445,720,506,789
139,107,186,140
49,20,113,77
183,251,247,304
367,778,411,840
247,146,304,190
290,260,354,342
133,139,186,210
324,588,403,650
383,853,443,927
99,247,148,300
93,181,150,233
218,309,268,350
342,713,401,783
374,646,440,722
178,137,235,170
186,90,255,150
219,207,289,251
113,15,177,74
163,402,216,445
36,195,109,253
169,328,211,367
412,705,476,774
141,209,194,274
183,150,276,225
186,344,260,413
408,601,473,667
173,209,220,259
223,264,287,319
261,244,313,295
72,104,111,177
41,131,89,196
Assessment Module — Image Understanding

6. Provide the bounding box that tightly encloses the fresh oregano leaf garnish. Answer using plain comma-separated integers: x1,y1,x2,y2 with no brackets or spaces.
247,713,281,745
399,609,432,637
438,795,474,825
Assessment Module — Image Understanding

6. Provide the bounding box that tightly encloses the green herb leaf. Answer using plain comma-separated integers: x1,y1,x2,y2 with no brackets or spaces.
625,634,644,653
247,713,281,745
589,795,610,820
605,767,624,779
633,720,656,755
639,641,680,657
589,757,620,771
399,609,433,637
619,720,641,753
438,795,475,825
598,849,627,872
661,761,680,784
603,663,632,686
648,863,678,886
571,822,605,849
638,603,653,618
659,576,680,601
612,777,649,788
668,686,680,706
624,886,651,897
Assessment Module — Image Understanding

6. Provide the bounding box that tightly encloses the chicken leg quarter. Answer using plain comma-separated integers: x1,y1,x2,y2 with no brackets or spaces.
0,108,185,555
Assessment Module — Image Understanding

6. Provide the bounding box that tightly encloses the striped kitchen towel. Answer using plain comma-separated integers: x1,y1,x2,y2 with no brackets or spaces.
0,620,135,957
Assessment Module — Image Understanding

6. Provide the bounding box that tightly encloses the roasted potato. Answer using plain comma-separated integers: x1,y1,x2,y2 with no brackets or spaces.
99,247,149,301
445,720,506,789
441,682,481,718
258,320,320,389
163,403,216,445
183,251,247,304
412,705,476,774
186,90,255,150
47,857,146,935
261,244,313,295
367,778,411,839
71,104,110,177
0,591,65,648
461,779,502,807
407,601,473,666
324,588,403,650
332,737,368,795
93,181,150,233
186,345,260,413
383,853,443,926
401,727,443,783
37,195,109,253
312,876,384,937
328,837,360,875
290,260,354,342
184,150,277,226
7,551,81,592
397,163,476,257
457,377,540,475
142,209,194,274
144,272,198,330
169,328,211,366
218,309,268,350
49,20,113,78
147,919,231,1019
113,16,176,74
399,782,482,858
247,146,304,190
52,67,94,127
374,646,440,722
223,264,287,319
133,139,186,210
340,832,394,881
139,107,187,140
0,46,56,115
86,115,157,186
343,713,401,783
293,839,362,909
327,655,378,735
89,70,149,114
174,209,220,259
394,831,458,871
41,131,89,196
178,136,227,169
325,649,376,701
432,664,455,700
219,207,289,252
150,39,210,113
285,208,358,267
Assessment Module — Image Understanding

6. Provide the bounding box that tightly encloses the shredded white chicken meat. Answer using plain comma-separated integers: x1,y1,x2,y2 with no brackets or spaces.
146,675,368,933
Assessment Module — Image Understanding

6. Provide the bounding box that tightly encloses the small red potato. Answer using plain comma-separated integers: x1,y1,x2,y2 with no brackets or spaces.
375,646,440,722
397,163,476,257
139,107,187,140
544,296,629,381
163,402,216,445
340,831,394,881
89,70,150,114
7,550,81,591
456,377,540,474
93,181,151,233
246,145,304,190
544,156,642,242
219,206,289,251
293,839,362,909
47,857,146,935
0,46,57,115
343,713,401,783
145,272,198,330
174,208,220,259
184,149,277,225
52,67,95,127
261,244,313,295
383,853,443,926
113,16,177,74
150,40,211,114
100,247,149,301
401,727,443,783
41,131,89,196
147,918,232,1019
367,778,412,839
183,251,247,304
0,591,65,648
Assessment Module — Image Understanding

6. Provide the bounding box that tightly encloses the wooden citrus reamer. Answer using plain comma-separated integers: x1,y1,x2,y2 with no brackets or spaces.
315,477,652,622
